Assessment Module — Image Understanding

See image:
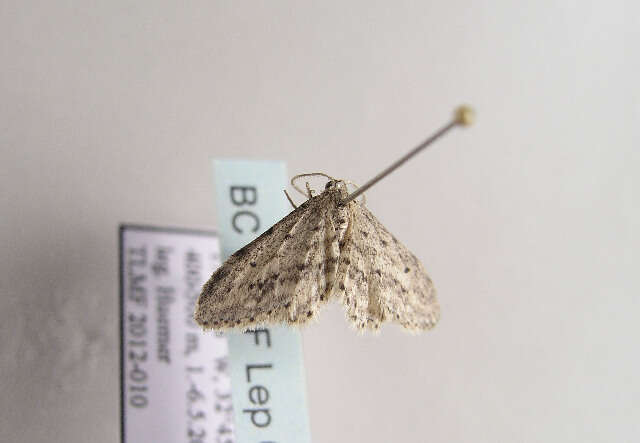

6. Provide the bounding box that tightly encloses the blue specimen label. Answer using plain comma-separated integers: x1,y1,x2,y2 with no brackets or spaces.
212,159,312,443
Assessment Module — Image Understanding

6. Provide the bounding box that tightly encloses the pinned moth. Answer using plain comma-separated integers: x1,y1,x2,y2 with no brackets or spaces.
194,106,474,332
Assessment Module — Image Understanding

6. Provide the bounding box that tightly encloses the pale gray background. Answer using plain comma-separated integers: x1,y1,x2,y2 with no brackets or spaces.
1,1,638,442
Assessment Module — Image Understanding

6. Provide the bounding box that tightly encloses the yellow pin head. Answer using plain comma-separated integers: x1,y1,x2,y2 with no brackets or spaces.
454,105,475,126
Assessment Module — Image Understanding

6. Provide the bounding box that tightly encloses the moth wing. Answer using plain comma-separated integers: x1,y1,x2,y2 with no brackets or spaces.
194,190,348,330
336,202,440,332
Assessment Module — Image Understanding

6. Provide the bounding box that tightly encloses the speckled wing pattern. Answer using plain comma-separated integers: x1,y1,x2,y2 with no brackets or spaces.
194,180,440,332
194,186,349,330
335,201,439,332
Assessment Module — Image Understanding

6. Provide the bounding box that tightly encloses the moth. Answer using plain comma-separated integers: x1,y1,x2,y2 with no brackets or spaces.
194,106,473,333
195,177,438,332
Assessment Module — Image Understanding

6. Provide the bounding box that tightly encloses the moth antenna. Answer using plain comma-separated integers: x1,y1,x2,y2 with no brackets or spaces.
290,172,336,199
344,105,475,203
283,189,298,209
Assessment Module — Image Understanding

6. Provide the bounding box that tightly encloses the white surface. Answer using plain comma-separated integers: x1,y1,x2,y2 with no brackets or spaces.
1,1,638,442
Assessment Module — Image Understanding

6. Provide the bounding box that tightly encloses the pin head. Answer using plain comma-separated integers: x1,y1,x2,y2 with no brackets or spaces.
454,105,475,126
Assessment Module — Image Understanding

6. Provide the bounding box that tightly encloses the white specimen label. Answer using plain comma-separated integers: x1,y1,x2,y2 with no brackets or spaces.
120,225,234,443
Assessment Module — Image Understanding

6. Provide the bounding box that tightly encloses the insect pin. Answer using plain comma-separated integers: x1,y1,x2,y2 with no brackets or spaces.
195,106,475,332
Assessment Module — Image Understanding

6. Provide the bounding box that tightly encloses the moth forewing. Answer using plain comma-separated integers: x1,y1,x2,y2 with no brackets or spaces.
194,185,349,331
